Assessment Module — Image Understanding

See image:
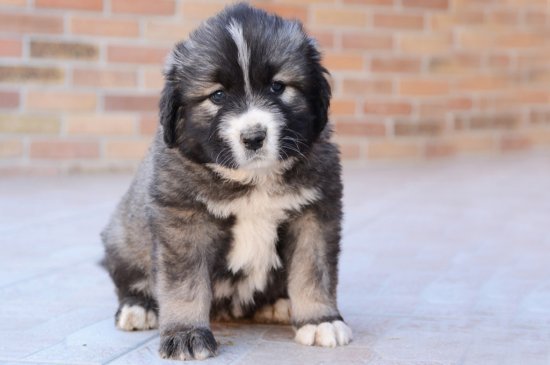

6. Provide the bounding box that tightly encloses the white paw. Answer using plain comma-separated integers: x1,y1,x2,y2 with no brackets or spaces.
254,298,291,324
116,304,158,331
295,320,352,347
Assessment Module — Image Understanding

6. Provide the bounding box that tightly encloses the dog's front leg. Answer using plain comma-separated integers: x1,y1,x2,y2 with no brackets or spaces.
153,214,217,361
287,209,353,347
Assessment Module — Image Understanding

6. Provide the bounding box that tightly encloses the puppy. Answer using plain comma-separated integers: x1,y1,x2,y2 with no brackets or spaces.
101,3,352,361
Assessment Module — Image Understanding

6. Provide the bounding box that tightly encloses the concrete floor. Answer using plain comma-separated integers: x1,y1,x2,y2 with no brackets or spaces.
1,152,550,365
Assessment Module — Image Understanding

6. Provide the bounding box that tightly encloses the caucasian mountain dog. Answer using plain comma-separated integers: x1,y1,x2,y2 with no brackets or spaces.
101,3,352,361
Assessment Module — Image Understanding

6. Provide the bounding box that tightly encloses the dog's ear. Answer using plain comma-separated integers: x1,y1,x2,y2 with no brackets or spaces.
159,80,182,149
308,39,332,137
313,67,331,136
159,47,185,149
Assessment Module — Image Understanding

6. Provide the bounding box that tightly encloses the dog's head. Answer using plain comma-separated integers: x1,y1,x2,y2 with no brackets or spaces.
160,3,331,171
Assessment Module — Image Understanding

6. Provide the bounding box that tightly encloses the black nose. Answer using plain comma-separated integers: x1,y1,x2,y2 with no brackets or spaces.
240,130,266,151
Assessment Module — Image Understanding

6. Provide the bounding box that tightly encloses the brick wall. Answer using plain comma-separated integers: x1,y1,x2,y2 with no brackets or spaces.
0,0,549,173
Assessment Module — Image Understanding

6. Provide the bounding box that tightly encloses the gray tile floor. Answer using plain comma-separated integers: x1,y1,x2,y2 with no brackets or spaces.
1,152,550,365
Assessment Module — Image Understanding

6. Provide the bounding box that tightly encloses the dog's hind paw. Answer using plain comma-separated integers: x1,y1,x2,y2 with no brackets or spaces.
295,320,352,347
254,298,291,324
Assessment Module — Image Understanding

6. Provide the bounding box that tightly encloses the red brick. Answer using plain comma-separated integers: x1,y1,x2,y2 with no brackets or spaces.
455,114,519,130
0,139,23,158
30,140,99,159
252,3,308,22
35,0,102,11
367,141,421,159
371,57,421,73
182,1,228,20
431,11,484,30
402,0,448,9
458,31,494,49
419,97,472,117
143,68,164,90
0,91,19,108
139,114,158,135
108,45,169,65
452,134,496,153
342,78,393,95
323,52,364,71
488,54,511,68
105,139,150,159
497,32,545,48
144,21,196,42
374,13,424,29
457,75,509,91
111,0,175,15
0,13,63,34
400,33,452,54
399,79,449,96
425,143,455,158
30,40,98,60
487,10,519,26
0,0,27,6
308,30,335,49
394,120,445,136
525,10,547,25
364,101,412,116
27,91,96,111
104,95,159,112
428,54,481,73
336,121,386,136
73,68,137,88
501,135,531,151
342,33,393,50
314,7,368,27
531,110,550,125
66,114,136,136
331,99,356,116
0,38,22,57
0,115,60,134
71,17,140,37
0,66,64,84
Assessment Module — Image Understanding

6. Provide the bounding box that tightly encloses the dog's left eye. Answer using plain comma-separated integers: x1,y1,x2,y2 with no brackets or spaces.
209,90,226,104
270,81,285,95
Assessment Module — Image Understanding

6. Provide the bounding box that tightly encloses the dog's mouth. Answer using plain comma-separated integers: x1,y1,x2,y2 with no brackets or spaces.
239,149,276,170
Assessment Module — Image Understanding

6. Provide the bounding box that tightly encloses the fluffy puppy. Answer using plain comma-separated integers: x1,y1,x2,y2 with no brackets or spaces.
101,3,352,361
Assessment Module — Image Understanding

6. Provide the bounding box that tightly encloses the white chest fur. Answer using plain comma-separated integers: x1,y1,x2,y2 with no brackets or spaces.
201,180,319,305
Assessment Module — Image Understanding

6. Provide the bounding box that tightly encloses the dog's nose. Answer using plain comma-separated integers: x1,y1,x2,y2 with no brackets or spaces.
240,129,266,151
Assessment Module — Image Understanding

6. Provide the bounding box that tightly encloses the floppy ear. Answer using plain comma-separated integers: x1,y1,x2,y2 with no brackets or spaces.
313,66,331,136
307,39,332,137
159,79,182,149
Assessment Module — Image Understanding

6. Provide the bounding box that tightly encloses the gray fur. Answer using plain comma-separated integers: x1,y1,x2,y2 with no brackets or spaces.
101,3,348,361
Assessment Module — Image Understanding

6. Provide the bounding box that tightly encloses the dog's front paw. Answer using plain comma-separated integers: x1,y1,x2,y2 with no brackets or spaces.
116,304,158,331
295,320,352,347
159,327,218,361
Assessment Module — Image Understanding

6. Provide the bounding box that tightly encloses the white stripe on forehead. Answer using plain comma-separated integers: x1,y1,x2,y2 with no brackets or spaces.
227,20,251,96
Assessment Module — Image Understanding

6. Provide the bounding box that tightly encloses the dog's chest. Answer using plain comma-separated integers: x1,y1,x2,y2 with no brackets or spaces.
203,182,319,306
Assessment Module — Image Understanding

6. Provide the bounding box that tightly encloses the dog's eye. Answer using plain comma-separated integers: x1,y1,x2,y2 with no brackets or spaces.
270,81,285,95
209,90,226,104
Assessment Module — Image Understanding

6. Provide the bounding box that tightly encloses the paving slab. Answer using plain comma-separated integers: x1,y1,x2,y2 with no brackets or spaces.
0,153,549,364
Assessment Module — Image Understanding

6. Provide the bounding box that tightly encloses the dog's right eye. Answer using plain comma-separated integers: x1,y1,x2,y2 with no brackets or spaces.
209,90,226,105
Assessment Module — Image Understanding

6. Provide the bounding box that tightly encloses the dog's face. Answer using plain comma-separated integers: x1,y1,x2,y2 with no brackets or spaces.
160,4,331,171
